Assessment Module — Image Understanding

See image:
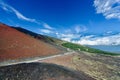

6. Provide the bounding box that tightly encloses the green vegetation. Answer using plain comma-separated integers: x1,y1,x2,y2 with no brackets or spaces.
62,42,119,56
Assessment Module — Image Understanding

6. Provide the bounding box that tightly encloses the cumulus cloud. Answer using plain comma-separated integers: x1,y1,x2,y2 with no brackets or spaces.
56,33,80,42
57,26,120,45
56,25,87,42
94,0,120,19
56,33,81,42
72,33,120,45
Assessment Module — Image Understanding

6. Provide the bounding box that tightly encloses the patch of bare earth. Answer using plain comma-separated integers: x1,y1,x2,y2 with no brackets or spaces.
40,53,76,69
0,23,60,61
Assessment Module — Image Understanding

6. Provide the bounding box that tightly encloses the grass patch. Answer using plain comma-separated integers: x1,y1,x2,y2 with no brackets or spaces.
62,42,119,56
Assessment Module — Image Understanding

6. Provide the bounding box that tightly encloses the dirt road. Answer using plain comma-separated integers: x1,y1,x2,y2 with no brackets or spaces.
0,51,75,67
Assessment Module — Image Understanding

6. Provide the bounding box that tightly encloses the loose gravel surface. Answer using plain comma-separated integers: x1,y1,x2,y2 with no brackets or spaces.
0,62,95,80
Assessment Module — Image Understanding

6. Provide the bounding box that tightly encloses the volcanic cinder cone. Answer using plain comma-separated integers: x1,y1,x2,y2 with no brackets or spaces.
0,23,60,61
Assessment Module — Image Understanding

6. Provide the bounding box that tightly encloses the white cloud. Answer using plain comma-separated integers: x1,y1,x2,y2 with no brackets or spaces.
39,29,53,34
56,33,81,42
0,0,37,22
57,26,120,45
56,27,120,45
43,23,53,30
72,33,120,45
55,25,86,42
94,0,120,19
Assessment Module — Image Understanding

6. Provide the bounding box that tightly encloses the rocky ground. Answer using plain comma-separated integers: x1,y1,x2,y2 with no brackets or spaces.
40,51,120,80
0,63,95,80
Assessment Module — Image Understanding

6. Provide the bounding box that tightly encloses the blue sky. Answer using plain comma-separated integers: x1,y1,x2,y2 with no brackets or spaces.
0,0,120,45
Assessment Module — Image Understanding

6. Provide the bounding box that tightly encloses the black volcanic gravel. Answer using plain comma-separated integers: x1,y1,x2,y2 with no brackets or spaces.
0,62,95,80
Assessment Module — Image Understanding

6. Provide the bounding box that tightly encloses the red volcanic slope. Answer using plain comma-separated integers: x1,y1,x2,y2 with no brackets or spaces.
0,23,60,61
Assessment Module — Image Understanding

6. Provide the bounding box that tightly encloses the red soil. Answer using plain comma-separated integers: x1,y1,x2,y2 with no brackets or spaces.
0,23,60,61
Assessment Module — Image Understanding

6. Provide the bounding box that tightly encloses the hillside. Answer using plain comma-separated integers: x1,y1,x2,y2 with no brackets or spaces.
0,23,61,61
0,23,120,80
12,26,120,80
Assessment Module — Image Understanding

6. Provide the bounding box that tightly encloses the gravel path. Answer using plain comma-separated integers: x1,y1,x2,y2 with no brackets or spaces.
0,51,75,67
